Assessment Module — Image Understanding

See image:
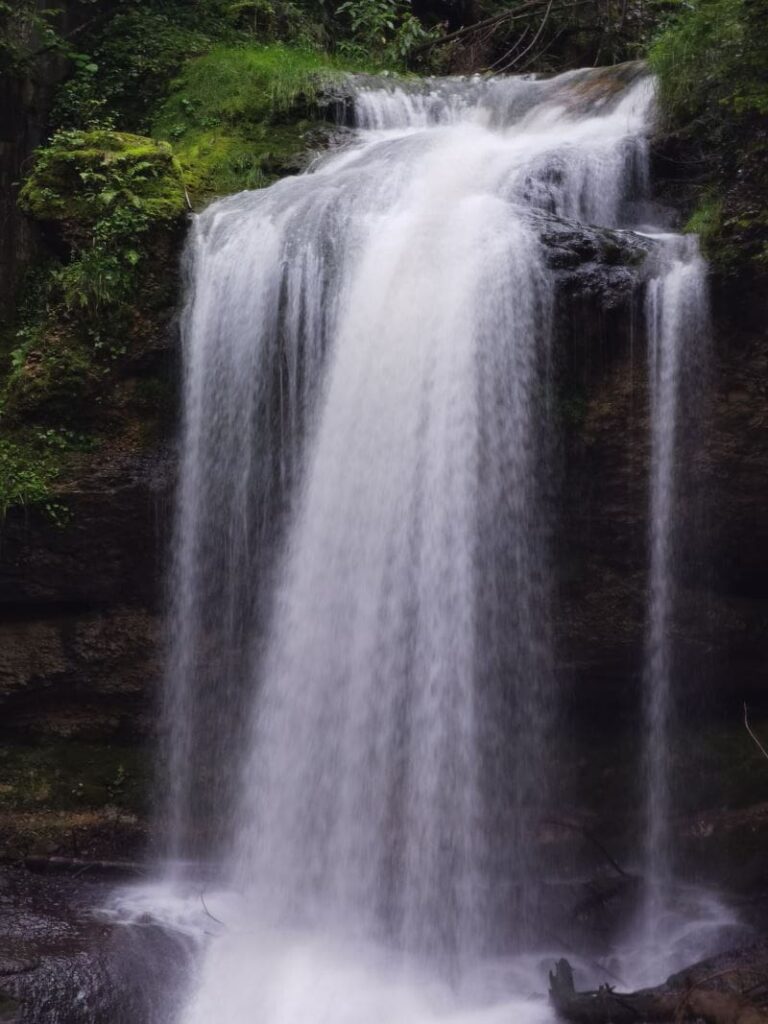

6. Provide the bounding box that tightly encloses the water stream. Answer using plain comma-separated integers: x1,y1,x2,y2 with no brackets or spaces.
638,231,711,976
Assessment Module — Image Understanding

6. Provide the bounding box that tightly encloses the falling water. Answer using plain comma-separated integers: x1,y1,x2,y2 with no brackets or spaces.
144,64,722,1023
639,233,711,963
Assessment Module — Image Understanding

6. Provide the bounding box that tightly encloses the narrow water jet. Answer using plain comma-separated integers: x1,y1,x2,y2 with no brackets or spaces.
639,233,711,964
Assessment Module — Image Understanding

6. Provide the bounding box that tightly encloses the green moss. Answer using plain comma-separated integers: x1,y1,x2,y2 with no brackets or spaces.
685,196,723,239
0,741,148,815
18,129,186,323
173,121,319,198
152,43,371,200
2,338,101,424
154,44,347,131
19,130,186,226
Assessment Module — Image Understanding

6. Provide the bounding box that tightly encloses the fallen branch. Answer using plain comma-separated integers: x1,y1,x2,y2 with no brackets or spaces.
0,854,146,878
549,958,768,1024
199,889,228,928
542,933,629,988
540,818,630,879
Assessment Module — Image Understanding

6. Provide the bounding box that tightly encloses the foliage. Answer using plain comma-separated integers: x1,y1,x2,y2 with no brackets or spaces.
19,130,186,313
0,438,56,517
684,196,723,244
335,0,440,62
2,0,423,519
51,6,221,132
0,428,92,521
48,1,329,133
650,0,768,123
0,0,71,75
650,0,768,270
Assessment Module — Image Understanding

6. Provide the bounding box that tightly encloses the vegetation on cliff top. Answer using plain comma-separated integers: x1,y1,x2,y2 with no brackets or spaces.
650,0,768,271
152,44,367,199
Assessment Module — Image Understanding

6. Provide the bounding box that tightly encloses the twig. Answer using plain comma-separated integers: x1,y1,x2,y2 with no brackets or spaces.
541,817,630,878
199,888,227,928
744,703,768,762
493,0,556,74
409,0,551,55
516,25,565,72
487,26,532,72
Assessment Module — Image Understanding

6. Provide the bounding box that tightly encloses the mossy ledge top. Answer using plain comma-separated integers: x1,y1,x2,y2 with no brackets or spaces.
19,130,187,226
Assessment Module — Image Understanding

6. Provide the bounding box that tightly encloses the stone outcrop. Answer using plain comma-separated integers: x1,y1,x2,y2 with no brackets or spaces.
0,441,173,858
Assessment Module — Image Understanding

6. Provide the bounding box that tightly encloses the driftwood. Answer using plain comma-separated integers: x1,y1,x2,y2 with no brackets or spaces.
0,854,146,879
549,957,768,1024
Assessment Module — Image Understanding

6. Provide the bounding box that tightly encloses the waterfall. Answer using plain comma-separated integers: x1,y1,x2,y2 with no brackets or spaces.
639,233,711,966
144,65,722,1023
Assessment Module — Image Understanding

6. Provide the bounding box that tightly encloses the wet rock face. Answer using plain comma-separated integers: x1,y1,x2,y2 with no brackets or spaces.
0,449,172,610
0,446,173,857
0,446,172,732
555,260,768,870
539,216,652,305
556,285,768,722
0,868,194,1024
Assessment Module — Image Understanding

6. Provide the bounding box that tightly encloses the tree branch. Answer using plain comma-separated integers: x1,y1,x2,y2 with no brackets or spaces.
744,702,768,761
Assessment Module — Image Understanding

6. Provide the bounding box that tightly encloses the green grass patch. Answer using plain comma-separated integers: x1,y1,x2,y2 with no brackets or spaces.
152,43,376,200
153,44,354,133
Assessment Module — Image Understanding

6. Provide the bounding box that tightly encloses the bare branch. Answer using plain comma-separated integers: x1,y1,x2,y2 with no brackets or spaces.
541,817,630,878
744,702,768,761
492,0,555,74
200,889,228,927
409,0,550,56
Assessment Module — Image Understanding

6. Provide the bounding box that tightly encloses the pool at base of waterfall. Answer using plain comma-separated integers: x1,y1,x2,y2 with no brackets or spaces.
0,867,750,1023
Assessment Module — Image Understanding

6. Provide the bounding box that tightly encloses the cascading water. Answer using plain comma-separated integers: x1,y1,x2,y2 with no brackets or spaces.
133,64,727,1024
636,233,712,975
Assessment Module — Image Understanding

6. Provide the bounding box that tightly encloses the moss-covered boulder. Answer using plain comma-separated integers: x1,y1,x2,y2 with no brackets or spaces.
18,130,186,227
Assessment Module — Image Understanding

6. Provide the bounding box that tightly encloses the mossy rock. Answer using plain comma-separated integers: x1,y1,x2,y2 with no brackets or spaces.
19,130,187,226
173,122,323,201
0,741,148,816
2,334,102,426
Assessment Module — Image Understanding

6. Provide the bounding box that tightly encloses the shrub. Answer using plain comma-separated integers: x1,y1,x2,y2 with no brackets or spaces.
19,130,187,312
